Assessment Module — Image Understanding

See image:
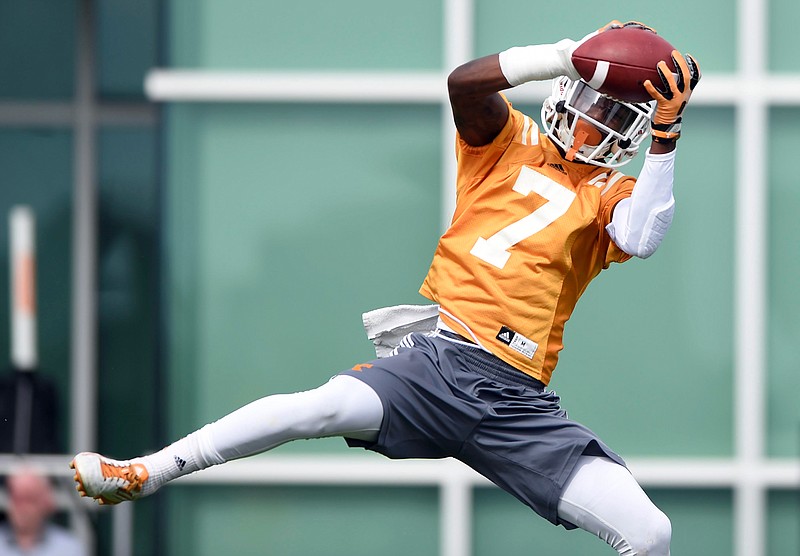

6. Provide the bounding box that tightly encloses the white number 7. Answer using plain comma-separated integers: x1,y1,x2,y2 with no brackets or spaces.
470,166,576,269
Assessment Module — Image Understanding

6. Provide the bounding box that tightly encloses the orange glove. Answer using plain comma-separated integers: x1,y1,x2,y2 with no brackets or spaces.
644,51,702,141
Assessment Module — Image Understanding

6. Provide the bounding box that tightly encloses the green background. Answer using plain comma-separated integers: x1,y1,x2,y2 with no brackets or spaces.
1,0,798,554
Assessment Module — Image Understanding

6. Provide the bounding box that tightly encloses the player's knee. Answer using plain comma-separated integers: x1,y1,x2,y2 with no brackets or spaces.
625,508,671,555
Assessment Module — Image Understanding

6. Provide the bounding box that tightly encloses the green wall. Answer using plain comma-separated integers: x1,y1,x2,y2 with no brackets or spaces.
159,0,800,555
767,107,800,458
165,103,442,437
169,0,443,70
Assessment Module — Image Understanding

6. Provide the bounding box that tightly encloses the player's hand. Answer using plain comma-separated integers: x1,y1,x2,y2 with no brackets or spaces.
644,51,701,126
594,20,657,36
616,20,657,34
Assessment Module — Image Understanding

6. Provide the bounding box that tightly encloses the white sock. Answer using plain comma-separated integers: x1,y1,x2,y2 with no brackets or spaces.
134,424,224,496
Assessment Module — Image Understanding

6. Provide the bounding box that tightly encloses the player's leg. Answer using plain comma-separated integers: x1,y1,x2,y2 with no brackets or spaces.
71,375,383,505
557,455,671,556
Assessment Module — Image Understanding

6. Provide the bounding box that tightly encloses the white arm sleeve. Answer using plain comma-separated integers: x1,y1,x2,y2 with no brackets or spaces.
498,28,609,86
605,149,676,259
498,39,581,86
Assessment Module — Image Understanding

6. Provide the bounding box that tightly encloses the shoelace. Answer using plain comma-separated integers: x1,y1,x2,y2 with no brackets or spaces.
100,461,145,494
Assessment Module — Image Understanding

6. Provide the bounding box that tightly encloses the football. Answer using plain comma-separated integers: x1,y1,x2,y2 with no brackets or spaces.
571,26,677,103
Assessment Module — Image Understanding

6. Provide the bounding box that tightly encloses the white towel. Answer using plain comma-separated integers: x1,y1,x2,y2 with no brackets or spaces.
362,304,440,358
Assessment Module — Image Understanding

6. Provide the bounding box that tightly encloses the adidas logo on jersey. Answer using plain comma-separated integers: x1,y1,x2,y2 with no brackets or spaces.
496,326,538,359
496,327,515,345
174,455,187,471
547,163,567,174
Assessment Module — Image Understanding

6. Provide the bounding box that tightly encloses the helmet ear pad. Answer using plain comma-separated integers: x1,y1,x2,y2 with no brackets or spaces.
541,77,655,169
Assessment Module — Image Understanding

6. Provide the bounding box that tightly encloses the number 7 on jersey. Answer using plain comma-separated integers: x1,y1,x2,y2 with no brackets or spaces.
470,166,576,269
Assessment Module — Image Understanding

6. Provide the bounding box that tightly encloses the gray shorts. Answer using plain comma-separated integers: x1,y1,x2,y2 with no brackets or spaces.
339,332,624,528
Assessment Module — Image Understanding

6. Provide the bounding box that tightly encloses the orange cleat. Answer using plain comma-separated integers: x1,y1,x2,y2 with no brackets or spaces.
70,452,149,505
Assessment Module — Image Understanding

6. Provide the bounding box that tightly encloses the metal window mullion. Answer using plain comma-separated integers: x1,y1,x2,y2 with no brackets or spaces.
440,0,473,233
69,2,99,555
441,476,473,556
439,2,475,555
734,0,769,553
733,97,769,556
71,0,98,457
734,95,767,556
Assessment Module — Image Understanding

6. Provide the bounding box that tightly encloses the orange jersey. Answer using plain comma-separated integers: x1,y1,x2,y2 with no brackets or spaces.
420,98,636,385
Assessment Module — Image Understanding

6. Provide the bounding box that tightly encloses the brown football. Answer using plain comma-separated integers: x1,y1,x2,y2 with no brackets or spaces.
571,26,677,102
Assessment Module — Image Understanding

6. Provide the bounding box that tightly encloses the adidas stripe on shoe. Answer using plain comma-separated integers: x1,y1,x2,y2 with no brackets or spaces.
70,452,150,505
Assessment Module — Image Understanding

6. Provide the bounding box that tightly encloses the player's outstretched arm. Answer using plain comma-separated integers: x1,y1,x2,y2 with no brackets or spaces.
607,52,701,258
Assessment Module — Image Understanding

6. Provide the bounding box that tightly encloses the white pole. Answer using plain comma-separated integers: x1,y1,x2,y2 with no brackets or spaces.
9,206,37,371
734,0,768,553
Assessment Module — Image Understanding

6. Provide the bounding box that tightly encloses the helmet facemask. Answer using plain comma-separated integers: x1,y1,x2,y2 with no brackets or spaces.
541,77,655,169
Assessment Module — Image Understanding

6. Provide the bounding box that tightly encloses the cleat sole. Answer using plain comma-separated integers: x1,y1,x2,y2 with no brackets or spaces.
70,456,96,503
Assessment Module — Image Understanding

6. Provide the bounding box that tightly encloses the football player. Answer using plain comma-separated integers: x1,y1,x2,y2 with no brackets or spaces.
71,21,699,555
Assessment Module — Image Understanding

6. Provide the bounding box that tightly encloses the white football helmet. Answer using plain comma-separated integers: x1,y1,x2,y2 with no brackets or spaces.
541,76,655,168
